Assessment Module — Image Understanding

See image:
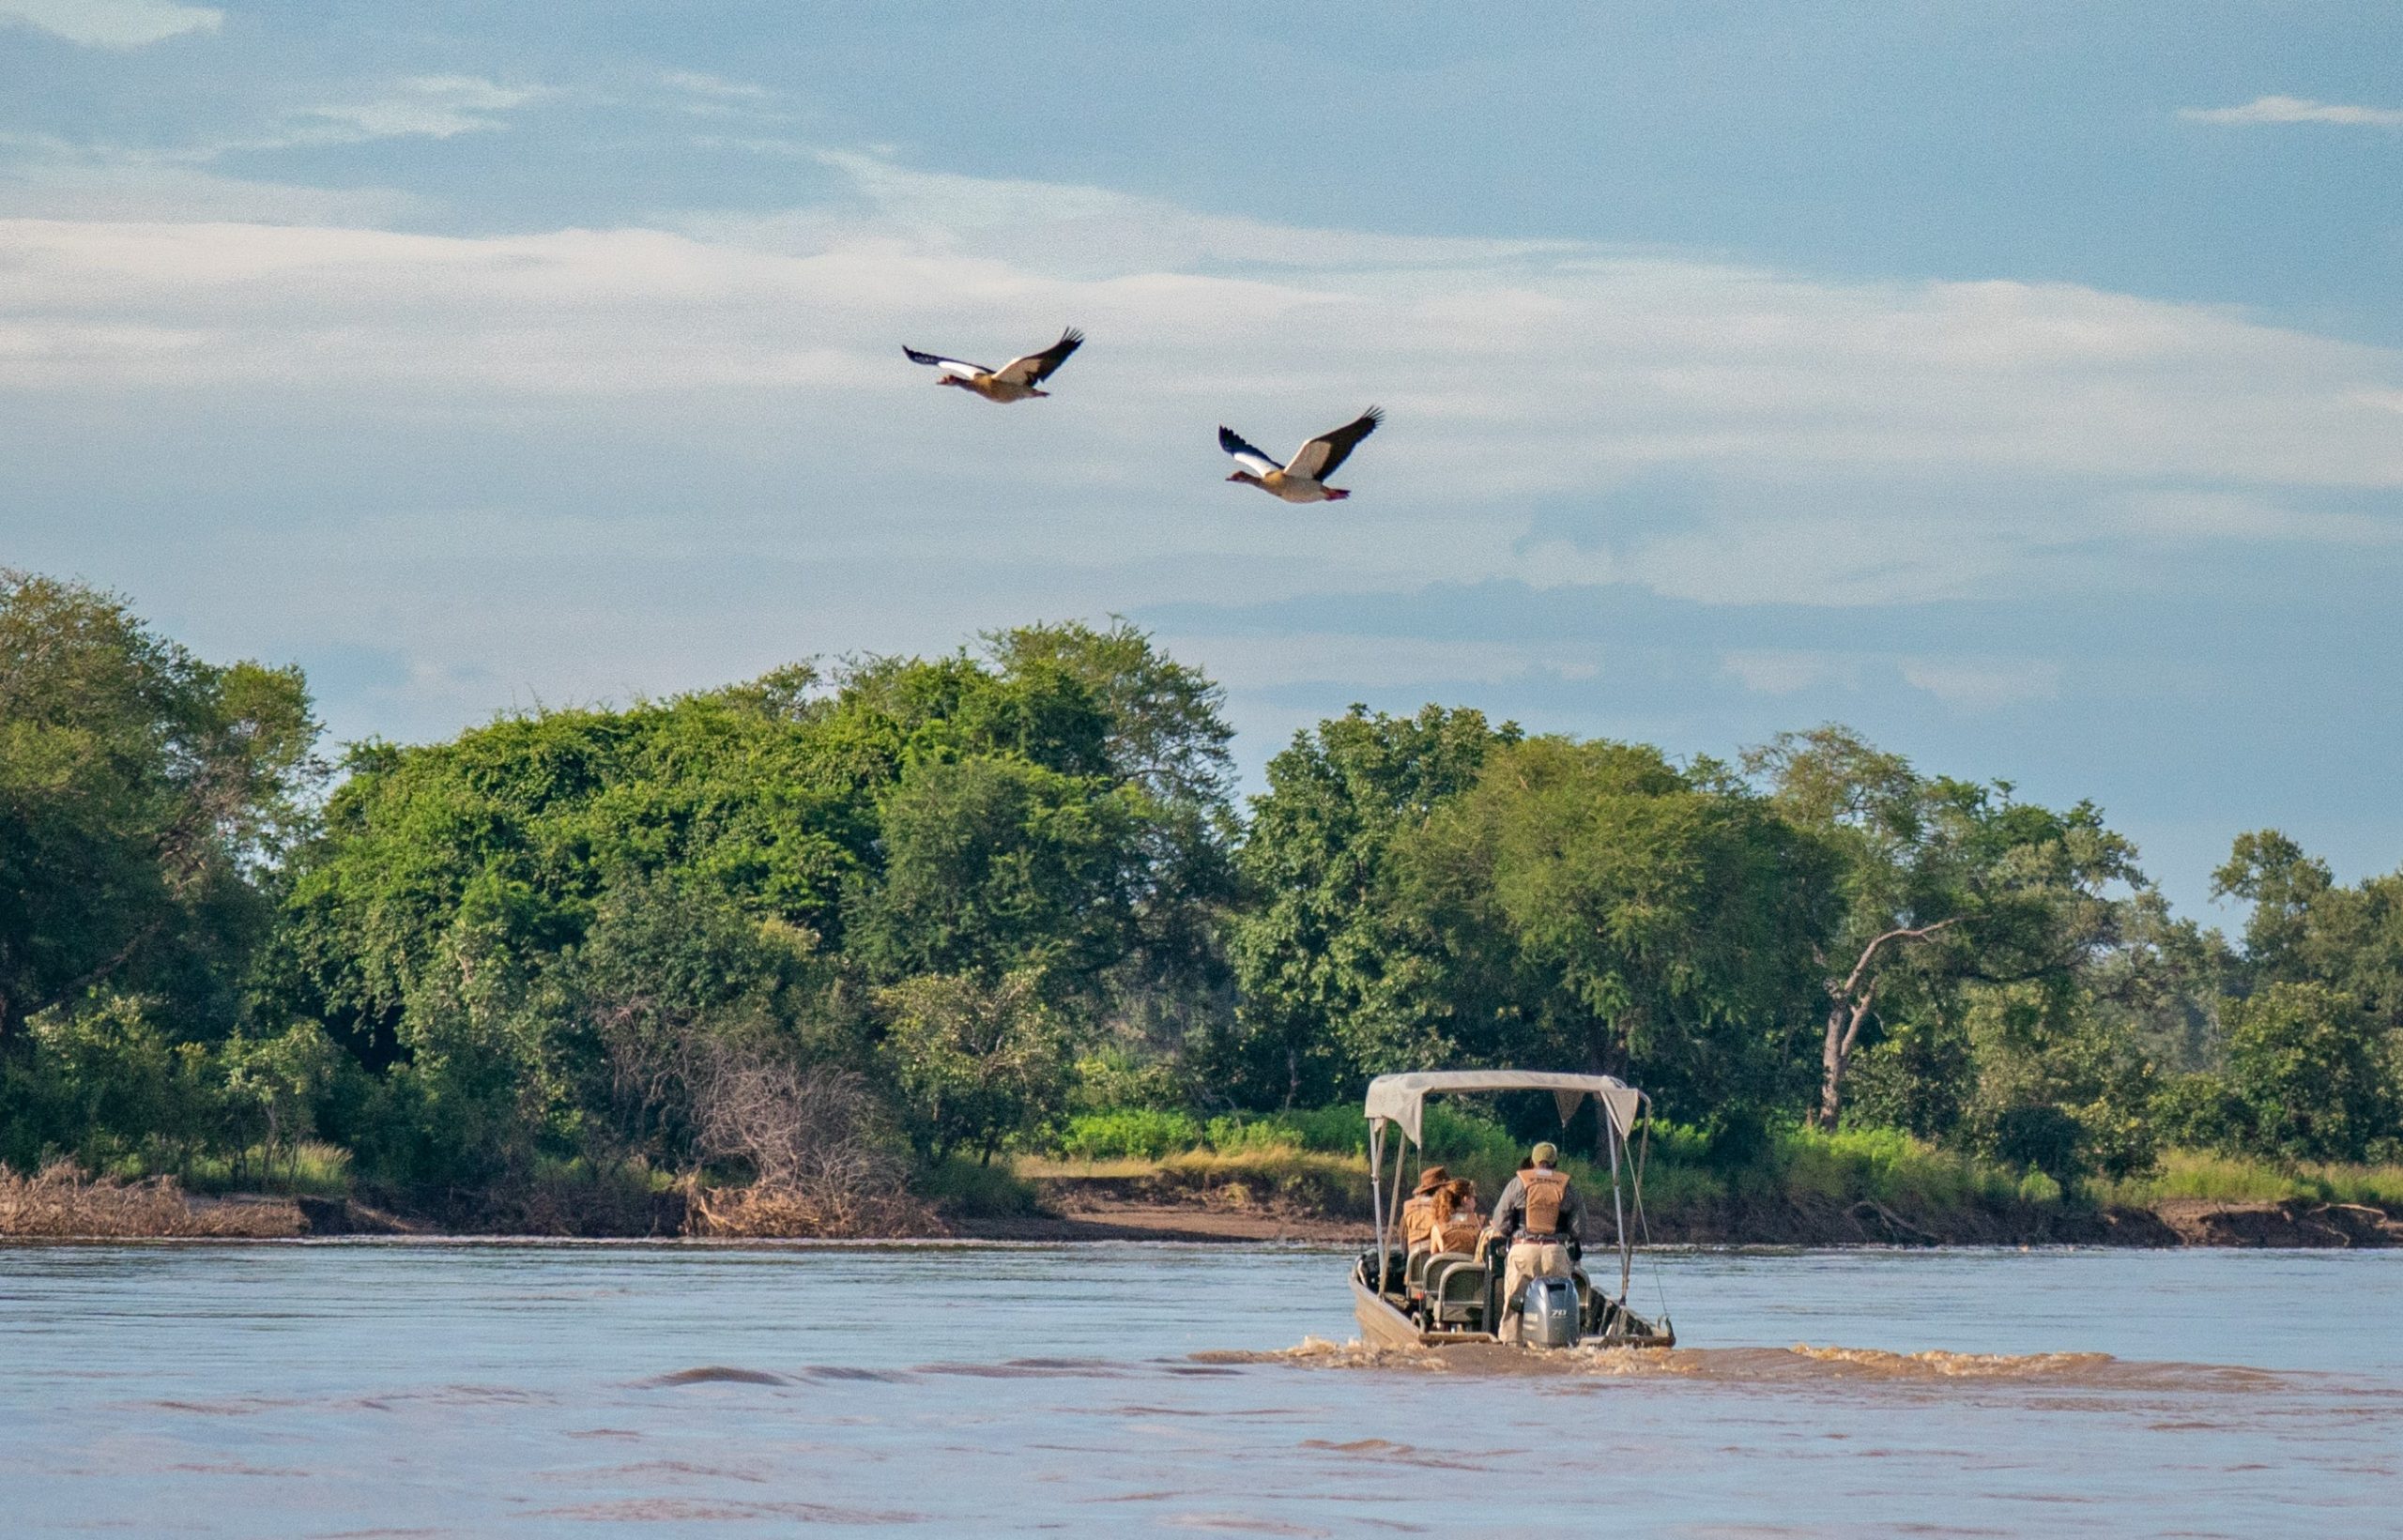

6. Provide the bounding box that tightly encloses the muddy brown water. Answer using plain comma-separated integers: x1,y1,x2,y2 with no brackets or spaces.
2,1243,2397,1535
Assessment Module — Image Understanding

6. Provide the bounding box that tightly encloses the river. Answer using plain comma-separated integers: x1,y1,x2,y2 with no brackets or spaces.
3,1242,2397,1536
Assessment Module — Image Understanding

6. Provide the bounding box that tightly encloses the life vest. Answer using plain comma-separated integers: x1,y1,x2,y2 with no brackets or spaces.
1400,1194,1437,1249
1434,1212,1483,1253
1522,1168,1570,1234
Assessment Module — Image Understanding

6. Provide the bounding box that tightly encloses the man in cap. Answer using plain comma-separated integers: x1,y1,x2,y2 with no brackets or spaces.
1485,1142,1584,1344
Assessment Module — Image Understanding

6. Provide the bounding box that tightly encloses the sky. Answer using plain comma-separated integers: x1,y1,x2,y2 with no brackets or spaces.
3,1,2399,919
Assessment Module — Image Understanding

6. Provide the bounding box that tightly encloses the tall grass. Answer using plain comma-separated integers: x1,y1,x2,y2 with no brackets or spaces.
2091,1150,2403,1208
151,1141,355,1197
1033,1105,2403,1222
1757,1124,2020,1209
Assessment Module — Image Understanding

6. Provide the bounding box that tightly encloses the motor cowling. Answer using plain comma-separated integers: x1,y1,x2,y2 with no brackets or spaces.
1521,1277,1581,1349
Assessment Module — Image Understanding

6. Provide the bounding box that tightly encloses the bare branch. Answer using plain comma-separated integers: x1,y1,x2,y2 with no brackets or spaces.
1831,917,1963,1001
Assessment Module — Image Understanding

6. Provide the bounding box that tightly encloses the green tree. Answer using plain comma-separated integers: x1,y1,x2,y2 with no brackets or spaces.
2222,981,2397,1164
1400,737,1838,1131
985,618,1233,812
985,620,1243,1061
1223,705,1517,1107
1749,726,2166,1134
4,994,221,1173
1747,727,1972,1127
222,1020,339,1183
847,754,1144,986
0,571,321,1051
877,969,1070,1161
2215,831,2403,1029
276,688,876,1071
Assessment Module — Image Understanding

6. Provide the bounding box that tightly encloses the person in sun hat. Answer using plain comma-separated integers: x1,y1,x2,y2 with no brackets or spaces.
1486,1142,1585,1344
1400,1165,1449,1256
1431,1178,1484,1254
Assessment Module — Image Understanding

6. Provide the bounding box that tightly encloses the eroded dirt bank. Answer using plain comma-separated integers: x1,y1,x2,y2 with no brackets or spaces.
957,1175,2403,1249
8,1168,2401,1246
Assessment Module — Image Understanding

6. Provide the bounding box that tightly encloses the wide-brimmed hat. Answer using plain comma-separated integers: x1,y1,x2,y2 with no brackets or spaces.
1414,1165,1450,1194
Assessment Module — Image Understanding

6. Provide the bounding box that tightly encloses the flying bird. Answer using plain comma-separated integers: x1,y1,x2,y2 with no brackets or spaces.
1217,408,1384,502
902,328,1084,403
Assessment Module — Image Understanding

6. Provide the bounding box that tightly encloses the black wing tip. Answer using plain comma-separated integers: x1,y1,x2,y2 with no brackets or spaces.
1360,404,1385,427
903,345,937,364
1217,425,1245,451
1059,326,1085,346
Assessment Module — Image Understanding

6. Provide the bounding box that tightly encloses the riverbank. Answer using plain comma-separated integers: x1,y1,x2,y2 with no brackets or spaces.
981,1171,2403,1248
8,1159,2402,1247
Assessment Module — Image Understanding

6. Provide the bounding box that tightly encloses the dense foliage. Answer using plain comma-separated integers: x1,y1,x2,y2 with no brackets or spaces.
4,573,2398,1212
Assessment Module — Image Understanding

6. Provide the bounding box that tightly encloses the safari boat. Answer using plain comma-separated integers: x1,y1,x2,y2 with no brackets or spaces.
1350,1071,1676,1349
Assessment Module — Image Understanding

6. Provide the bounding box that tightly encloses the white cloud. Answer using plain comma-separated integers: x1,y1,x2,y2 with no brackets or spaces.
8,153,2396,500
3,148,2402,673
2179,96,2403,129
2117,489,2401,545
1161,632,1603,692
0,153,434,224
277,76,545,145
1900,659,2062,710
0,0,220,48
662,70,772,101
1722,650,1854,695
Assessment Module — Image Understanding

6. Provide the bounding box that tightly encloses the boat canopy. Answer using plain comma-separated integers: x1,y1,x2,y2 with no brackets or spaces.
1362,1070,1646,1148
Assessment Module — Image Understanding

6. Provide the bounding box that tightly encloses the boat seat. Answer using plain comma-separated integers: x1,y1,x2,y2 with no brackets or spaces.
1419,1251,1470,1296
1404,1248,1433,1294
1424,1256,1488,1329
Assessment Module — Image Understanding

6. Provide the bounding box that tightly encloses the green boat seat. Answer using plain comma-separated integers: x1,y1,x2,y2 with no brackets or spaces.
1424,1256,1488,1330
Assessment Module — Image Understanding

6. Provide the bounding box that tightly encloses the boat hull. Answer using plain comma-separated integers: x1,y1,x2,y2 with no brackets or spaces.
1352,1275,1496,1348
1350,1266,1675,1349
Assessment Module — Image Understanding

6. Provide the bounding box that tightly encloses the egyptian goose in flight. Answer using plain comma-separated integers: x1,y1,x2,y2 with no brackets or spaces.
1218,408,1383,502
903,328,1084,403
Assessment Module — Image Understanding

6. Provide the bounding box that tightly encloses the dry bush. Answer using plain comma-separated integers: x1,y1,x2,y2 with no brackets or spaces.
0,1160,301,1238
484,1161,683,1238
684,1060,939,1239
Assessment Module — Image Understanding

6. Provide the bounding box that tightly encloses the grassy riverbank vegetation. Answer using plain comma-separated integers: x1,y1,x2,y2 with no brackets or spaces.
6,569,2401,1237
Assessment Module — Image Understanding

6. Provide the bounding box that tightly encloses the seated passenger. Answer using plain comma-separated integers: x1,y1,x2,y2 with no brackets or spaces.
1400,1166,1448,1256
1431,1178,1483,1254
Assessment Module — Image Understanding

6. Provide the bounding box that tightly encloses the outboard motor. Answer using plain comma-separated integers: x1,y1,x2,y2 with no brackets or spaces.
1521,1276,1581,1349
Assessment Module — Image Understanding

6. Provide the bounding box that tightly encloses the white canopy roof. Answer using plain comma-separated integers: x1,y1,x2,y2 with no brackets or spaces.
1362,1070,1646,1148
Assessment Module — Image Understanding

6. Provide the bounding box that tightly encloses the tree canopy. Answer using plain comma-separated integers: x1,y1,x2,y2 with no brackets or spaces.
6,573,2398,1207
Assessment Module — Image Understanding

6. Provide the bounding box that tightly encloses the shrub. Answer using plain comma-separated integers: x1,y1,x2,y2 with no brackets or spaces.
1052,1108,1203,1161
2223,983,2397,1164
916,1154,1041,1216
1985,1103,2089,1188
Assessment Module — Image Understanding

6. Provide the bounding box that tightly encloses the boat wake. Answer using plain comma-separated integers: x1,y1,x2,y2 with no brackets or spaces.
1194,1337,2341,1397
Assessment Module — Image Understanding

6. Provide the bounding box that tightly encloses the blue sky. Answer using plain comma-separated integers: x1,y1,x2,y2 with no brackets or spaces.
3,1,2399,917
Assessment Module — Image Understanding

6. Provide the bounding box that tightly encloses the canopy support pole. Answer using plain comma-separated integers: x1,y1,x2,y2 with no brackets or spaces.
1608,1113,1630,1301
1370,1121,1389,1293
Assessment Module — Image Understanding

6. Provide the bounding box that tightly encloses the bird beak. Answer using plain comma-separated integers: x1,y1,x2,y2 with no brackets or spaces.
1225,472,1243,481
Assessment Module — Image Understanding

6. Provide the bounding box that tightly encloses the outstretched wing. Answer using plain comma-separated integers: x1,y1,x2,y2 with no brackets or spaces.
990,328,1084,388
1285,406,1383,480
903,345,987,381
1217,424,1283,478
